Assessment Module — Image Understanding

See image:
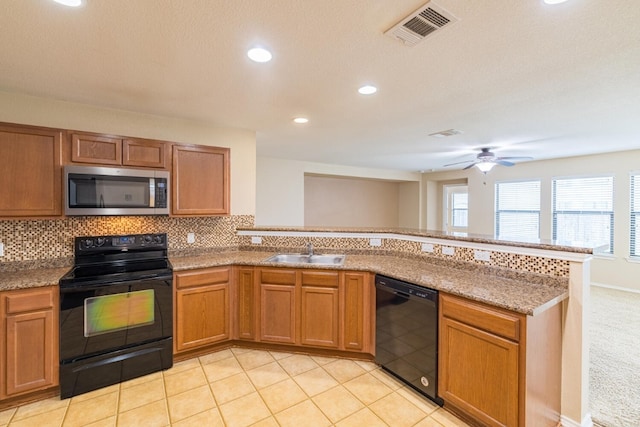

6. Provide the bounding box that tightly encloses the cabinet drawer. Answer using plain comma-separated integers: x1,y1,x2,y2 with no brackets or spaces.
260,269,297,286
175,267,230,289
441,294,521,342
301,271,339,288
5,288,55,314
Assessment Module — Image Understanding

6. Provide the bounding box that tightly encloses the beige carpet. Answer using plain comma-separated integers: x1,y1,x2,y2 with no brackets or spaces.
590,286,640,427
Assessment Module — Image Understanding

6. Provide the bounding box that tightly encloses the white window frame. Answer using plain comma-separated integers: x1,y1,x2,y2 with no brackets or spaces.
630,173,640,258
552,174,614,254
443,184,468,233
495,179,541,241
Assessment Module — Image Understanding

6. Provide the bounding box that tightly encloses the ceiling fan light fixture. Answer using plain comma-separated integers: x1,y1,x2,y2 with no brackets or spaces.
476,162,496,173
52,0,82,6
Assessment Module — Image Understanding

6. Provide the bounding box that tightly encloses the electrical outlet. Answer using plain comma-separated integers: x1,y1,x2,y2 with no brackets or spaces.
474,250,491,262
369,238,382,247
442,246,455,256
0,242,4,257
421,243,434,252
251,236,262,245
187,233,195,244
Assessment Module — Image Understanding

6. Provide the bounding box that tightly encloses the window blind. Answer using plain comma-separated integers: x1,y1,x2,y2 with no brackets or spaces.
552,176,614,253
495,180,540,240
452,192,468,228
631,175,640,257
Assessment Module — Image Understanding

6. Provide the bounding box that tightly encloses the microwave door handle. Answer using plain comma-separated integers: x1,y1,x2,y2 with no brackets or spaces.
99,194,104,207
149,178,155,208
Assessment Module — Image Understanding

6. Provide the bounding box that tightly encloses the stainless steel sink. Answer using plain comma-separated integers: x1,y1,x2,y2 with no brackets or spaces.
264,253,346,265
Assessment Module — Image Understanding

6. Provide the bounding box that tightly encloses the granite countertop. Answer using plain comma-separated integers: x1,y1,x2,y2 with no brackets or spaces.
1,251,568,316
238,225,604,254
170,250,567,316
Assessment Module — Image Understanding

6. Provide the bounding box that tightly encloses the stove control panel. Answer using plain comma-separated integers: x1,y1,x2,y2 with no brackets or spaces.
77,233,167,252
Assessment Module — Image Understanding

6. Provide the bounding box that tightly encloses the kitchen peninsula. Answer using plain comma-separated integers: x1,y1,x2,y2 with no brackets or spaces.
0,226,595,426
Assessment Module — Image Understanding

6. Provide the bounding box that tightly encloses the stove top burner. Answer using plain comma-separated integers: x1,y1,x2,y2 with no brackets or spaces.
60,233,172,287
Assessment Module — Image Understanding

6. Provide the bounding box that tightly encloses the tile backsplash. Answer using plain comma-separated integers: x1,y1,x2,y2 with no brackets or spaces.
0,215,254,264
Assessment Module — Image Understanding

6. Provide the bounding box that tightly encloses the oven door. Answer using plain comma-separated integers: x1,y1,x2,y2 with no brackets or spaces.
59,275,172,363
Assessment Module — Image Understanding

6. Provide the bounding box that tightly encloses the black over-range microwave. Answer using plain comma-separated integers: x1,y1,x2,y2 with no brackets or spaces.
64,165,169,215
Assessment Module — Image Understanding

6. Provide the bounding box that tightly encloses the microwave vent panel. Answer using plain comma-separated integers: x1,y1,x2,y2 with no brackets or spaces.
385,1,458,46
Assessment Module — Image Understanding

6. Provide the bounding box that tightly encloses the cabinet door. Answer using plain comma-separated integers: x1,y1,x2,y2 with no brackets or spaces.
123,139,167,168
172,144,230,215
70,133,122,165
1,287,58,399
259,269,297,344
439,317,519,427
300,271,340,348
342,272,368,351
236,267,257,341
174,267,231,353
175,284,230,352
0,124,62,217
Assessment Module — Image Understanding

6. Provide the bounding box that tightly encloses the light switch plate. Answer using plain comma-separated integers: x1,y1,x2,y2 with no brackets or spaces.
251,236,262,245
442,246,455,256
187,233,195,244
421,243,434,252
369,238,382,247
474,250,491,262
0,242,4,257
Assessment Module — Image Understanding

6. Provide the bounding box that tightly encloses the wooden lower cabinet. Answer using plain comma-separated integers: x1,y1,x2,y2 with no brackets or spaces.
255,267,372,353
300,271,340,348
174,267,231,353
259,269,297,344
0,287,58,399
439,293,561,427
235,267,257,341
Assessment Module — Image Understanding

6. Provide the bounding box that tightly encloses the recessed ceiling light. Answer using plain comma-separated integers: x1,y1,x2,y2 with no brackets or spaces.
247,47,272,63
52,0,82,6
543,0,569,4
358,85,377,95
293,117,309,124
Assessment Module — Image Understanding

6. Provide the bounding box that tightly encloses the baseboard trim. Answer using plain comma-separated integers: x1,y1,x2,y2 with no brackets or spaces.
561,413,593,427
591,282,640,294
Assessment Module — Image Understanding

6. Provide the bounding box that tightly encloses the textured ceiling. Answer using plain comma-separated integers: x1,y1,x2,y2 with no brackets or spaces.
1,0,639,171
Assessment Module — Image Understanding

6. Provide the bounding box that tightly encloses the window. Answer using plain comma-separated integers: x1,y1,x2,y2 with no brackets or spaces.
552,176,614,253
444,185,468,232
495,180,541,240
631,175,640,257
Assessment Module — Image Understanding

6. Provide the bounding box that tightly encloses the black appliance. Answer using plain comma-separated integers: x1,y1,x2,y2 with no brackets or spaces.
375,274,443,405
59,233,173,399
64,165,169,216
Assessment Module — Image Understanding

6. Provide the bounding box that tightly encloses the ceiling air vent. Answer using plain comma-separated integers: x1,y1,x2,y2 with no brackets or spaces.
385,1,458,46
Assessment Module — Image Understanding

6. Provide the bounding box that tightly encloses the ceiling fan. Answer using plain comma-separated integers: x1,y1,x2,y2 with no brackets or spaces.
444,147,533,173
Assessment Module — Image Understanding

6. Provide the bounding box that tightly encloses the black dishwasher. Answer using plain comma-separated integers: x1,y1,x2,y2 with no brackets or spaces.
375,274,443,405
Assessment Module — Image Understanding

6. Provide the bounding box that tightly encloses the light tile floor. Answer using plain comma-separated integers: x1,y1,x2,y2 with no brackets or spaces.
0,348,470,427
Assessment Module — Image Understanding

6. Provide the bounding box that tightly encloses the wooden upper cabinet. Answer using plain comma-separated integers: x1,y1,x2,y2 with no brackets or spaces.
172,144,230,216
0,123,62,217
123,139,167,168
70,133,122,165
69,132,168,169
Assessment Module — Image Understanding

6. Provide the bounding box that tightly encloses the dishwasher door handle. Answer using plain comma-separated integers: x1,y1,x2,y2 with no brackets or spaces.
394,291,411,299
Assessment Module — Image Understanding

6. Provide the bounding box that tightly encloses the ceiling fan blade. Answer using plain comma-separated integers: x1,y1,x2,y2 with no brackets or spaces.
496,160,515,167
496,156,533,161
443,160,474,167
462,162,478,170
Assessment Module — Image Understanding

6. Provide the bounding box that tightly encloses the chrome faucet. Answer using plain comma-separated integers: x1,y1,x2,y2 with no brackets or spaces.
307,242,314,256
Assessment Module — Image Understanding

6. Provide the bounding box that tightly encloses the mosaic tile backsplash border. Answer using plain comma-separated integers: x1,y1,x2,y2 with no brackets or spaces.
238,235,571,278
1,216,570,278
0,215,254,266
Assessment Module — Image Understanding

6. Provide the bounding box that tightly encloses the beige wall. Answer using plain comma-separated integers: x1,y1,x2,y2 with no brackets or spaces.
304,175,400,227
256,157,421,226
422,149,640,292
0,91,256,215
